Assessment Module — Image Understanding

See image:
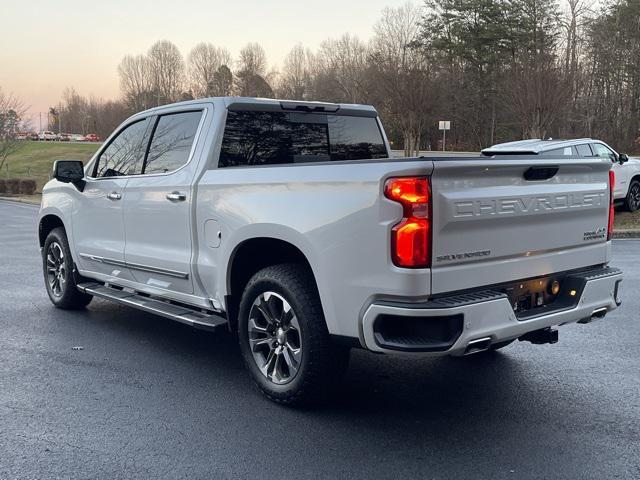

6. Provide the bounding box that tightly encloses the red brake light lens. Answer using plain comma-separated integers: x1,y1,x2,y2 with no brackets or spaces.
608,170,615,240
384,177,431,268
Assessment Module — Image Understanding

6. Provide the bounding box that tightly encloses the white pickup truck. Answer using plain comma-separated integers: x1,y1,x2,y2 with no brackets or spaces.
39,97,623,405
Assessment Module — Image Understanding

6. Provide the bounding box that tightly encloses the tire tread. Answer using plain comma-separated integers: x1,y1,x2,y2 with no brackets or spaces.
238,263,348,406
43,227,93,310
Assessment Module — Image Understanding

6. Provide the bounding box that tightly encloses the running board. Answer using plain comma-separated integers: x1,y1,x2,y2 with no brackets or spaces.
77,282,227,331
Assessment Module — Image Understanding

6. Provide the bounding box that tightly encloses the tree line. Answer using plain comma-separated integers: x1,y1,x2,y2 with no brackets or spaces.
54,0,640,154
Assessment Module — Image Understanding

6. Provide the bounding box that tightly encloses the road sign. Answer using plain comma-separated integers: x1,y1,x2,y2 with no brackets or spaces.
439,121,451,151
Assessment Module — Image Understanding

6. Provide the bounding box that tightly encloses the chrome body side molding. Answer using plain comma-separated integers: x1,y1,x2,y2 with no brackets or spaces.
79,253,189,279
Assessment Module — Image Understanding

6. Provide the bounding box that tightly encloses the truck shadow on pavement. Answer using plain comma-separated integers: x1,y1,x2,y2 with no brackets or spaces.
78,298,570,417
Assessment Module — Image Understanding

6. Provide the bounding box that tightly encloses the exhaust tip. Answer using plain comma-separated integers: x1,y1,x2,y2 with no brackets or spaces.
579,307,608,324
591,307,608,319
519,327,558,345
464,337,492,355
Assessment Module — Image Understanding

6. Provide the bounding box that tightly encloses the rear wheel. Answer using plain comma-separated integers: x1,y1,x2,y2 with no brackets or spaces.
624,180,640,212
238,264,349,405
43,227,93,309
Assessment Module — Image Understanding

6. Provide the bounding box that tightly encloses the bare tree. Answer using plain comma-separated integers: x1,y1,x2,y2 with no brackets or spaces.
237,42,268,77
278,44,314,99
58,88,130,139
503,60,571,138
236,43,273,97
187,43,232,98
58,88,90,134
147,40,185,106
370,3,435,155
0,89,27,172
314,34,369,103
118,54,154,111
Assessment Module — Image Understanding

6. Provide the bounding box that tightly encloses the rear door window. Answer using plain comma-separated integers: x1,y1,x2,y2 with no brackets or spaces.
541,146,575,156
218,110,387,167
144,111,203,174
576,144,593,157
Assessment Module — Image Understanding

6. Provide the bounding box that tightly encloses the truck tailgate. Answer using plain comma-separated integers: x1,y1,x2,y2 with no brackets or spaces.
430,157,612,294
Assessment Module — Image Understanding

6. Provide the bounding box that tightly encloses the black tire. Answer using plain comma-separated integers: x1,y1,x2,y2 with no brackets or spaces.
42,227,93,309
624,180,640,212
238,263,349,406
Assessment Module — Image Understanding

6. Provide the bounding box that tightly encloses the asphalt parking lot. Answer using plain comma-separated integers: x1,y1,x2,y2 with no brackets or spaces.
0,200,638,480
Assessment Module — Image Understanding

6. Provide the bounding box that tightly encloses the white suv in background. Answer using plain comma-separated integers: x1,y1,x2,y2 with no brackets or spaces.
483,139,640,211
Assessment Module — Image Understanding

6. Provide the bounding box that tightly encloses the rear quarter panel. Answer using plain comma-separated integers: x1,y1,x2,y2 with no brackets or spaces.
195,159,434,339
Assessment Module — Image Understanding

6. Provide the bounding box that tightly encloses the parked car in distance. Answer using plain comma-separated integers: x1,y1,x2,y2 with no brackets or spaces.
28,132,39,141
71,134,86,142
482,138,640,211
15,132,28,140
39,98,623,405
84,133,100,142
38,130,57,141
58,133,71,142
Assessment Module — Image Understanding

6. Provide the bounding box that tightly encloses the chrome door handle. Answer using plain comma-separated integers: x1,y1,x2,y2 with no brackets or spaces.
166,191,187,202
107,192,121,200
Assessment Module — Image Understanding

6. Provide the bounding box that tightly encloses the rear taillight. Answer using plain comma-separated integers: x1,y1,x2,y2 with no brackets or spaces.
384,177,431,268
608,170,615,240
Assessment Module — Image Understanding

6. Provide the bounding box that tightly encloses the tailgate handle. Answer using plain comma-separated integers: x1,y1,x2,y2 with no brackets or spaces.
523,165,559,181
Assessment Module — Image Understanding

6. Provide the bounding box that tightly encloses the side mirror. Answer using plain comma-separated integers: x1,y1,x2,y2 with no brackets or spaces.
619,153,629,164
53,160,85,191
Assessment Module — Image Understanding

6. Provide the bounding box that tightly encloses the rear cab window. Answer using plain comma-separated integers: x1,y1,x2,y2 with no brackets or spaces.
218,110,388,167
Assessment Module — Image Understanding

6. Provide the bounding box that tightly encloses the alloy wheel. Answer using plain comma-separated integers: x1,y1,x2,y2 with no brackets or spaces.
247,291,302,385
630,184,640,211
46,241,66,297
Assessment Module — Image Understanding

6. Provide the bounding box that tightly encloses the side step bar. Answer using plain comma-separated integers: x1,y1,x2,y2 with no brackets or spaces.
77,282,228,331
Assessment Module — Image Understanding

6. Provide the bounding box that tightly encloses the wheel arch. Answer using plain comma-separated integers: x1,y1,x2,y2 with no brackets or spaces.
225,236,320,333
38,214,66,248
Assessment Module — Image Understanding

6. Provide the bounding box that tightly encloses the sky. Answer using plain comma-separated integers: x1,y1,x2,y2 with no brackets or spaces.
0,0,412,127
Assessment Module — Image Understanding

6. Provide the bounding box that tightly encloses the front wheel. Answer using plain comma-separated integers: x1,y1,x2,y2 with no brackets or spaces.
43,227,93,309
238,264,349,405
624,180,640,212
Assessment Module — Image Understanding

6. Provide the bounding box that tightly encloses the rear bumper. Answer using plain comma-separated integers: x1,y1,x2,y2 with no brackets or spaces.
361,266,623,355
